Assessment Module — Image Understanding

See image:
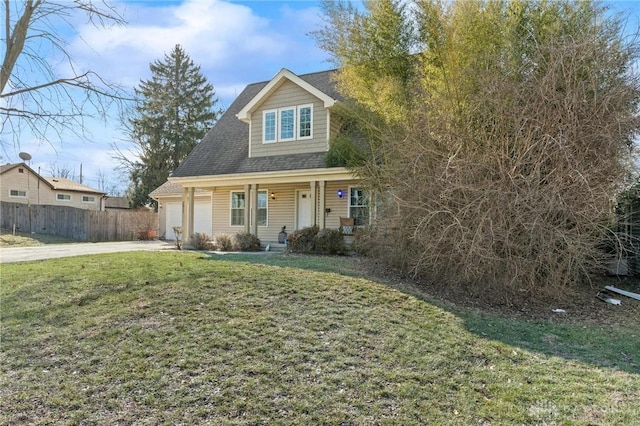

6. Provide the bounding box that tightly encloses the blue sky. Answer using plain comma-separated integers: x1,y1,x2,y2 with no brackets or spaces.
2,0,639,194
2,0,331,193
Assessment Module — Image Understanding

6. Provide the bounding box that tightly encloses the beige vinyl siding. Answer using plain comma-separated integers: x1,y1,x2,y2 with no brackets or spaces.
250,80,329,157
324,180,361,230
259,183,296,241
212,186,242,234
2,167,34,203
212,184,297,242
205,180,361,244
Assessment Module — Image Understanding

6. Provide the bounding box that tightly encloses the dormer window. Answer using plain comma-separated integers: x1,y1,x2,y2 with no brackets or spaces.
279,108,295,141
263,103,313,143
264,110,277,143
298,104,313,139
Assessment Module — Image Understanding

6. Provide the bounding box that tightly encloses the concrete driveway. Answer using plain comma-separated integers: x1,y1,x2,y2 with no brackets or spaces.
0,240,175,264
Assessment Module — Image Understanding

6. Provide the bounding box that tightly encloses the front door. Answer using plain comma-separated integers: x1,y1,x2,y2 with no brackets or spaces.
296,190,312,229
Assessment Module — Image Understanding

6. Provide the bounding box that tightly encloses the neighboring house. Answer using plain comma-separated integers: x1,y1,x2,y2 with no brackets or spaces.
153,68,370,244
1,162,106,210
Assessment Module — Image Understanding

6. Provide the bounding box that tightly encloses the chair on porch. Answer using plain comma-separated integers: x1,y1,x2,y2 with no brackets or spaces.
339,217,355,235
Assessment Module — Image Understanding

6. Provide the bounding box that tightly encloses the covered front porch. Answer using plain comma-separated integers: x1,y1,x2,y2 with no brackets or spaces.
172,168,360,246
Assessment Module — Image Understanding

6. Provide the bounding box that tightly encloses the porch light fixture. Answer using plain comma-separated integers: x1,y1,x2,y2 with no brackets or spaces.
337,189,344,198
270,192,276,200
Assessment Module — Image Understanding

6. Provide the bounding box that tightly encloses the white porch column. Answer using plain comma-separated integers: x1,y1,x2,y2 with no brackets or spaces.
188,187,195,239
319,180,326,229
310,180,317,226
181,187,190,243
243,184,251,234
252,183,259,235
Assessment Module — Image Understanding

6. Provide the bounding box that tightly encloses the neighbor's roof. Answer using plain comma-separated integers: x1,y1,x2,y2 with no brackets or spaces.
2,162,106,194
0,163,20,174
171,69,343,179
105,196,130,209
0,162,46,182
43,177,105,195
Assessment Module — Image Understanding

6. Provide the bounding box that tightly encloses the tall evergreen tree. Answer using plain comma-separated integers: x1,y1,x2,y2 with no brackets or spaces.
123,44,221,208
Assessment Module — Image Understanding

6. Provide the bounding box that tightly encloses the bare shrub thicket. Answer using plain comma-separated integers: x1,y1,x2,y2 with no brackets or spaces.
356,35,639,303
130,208,158,239
191,232,214,250
213,233,238,252
316,0,640,303
236,232,261,251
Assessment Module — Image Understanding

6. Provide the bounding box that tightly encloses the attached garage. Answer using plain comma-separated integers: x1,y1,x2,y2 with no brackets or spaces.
150,182,213,240
164,201,212,239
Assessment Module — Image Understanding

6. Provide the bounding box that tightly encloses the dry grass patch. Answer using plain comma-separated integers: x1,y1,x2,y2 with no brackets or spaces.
0,230,75,247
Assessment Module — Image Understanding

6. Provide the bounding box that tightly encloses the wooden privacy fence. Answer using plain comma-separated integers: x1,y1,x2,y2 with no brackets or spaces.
0,202,158,242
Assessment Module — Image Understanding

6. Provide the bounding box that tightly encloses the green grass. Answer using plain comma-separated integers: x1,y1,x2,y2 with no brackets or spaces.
1,251,638,425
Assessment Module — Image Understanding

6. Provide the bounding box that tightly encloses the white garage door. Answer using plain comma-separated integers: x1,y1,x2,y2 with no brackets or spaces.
165,201,212,239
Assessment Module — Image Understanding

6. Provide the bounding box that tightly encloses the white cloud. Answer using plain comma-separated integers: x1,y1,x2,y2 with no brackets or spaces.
6,0,330,194
67,0,319,91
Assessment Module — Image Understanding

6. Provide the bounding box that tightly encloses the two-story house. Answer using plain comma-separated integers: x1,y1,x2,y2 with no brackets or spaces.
1,162,106,210
152,68,370,244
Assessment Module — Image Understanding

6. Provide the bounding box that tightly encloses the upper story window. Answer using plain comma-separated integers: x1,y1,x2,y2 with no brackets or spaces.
298,104,313,139
264,110,277,143
279,108,295,141
263,104,313,143
57,193,72,202
82,195,96,203
9,189,27,198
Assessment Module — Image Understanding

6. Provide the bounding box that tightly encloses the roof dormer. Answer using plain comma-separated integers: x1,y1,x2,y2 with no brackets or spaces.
236,68,337,123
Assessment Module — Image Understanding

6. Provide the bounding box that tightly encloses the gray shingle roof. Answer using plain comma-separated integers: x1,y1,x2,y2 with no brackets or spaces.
171,69,341,178
149,181,210,197
105,196,131,209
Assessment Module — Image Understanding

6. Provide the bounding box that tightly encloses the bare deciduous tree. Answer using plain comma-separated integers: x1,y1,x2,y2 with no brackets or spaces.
317,0,640,303
95,167,123,195
45,162,74,179
1,0,128,148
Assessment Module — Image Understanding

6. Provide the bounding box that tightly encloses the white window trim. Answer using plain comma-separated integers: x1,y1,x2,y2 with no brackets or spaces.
278,107,296,142
262,104,314,144
263,109,277,143
297,104,313,140
230,191,245,227
9,189,27,198
82,195,96,204
57,193,72,202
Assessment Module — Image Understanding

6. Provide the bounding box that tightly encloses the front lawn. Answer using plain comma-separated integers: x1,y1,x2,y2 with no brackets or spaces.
1,251,638,424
